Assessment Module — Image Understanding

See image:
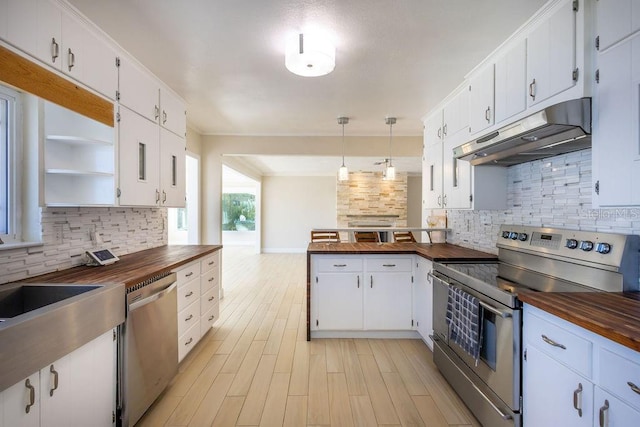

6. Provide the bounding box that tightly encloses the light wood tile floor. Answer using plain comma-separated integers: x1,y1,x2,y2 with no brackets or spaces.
137,247,480,427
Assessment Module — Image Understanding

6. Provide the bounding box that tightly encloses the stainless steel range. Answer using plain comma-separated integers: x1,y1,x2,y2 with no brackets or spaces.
430,225,640,427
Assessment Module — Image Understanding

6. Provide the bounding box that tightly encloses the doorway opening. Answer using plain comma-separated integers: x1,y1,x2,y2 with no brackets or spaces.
222,165,260,252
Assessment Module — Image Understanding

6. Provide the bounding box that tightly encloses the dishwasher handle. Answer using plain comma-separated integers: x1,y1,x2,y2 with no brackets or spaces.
129,281,177,311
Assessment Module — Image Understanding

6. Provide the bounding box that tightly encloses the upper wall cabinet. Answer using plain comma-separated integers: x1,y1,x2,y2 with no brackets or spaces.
596,0,640,52
526,0,578,107
494,39,527,124
468,64,495,135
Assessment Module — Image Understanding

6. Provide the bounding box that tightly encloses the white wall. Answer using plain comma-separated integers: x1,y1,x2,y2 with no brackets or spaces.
262,176,336,252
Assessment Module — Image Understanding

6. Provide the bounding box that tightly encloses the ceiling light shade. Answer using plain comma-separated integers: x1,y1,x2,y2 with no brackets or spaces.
337,116,349,181
285,33,335,77
384,117,396,180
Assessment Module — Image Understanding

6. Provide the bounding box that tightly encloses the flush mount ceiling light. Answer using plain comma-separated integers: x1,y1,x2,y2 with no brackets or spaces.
384,117,396,181
337,116,349,181
285,33,335,77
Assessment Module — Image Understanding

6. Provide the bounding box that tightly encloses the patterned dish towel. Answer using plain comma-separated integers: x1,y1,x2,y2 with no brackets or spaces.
446,285,483,366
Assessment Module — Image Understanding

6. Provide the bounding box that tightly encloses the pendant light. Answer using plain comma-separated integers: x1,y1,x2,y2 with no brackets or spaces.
338,116,349,181
285,33,336,77
384,117,396,180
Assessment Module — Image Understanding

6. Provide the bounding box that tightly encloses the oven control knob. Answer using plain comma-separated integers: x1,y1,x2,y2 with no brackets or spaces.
509,232,518,240
565,238,578,249
502,231,511,239
580,240,594,252
596,242,612,254
518,233,528,241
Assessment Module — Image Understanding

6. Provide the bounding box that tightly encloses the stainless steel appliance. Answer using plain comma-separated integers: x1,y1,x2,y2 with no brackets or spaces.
120,272,178,427
431,225,639,427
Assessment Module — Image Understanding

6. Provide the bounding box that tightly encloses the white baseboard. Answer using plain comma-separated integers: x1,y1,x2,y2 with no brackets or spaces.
310,330,421,339
261,247,307,254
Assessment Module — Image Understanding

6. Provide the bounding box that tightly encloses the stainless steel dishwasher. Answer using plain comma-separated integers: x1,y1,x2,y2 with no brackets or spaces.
119,272,178,427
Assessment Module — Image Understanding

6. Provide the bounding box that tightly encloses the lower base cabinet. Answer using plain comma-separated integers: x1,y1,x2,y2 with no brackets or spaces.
524,305,640,426
0,329,116,427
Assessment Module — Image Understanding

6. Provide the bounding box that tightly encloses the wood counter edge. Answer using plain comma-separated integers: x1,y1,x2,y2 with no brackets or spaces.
519,293,640,353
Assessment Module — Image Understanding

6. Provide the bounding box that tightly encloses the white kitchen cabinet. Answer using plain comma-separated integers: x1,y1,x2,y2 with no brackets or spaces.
0,0,7,40
593,26,640,207
526,0,577,107
42,100,115,206
468,64,495,135
160,87,187,137
422,135,443,209
594,387,640,427
596,0,640,52
1,373,39,427
412,256,433,349
159,127,186,207
34,0,61,69
200,251,220,338
364,258,413,330
4,0,38,56
316,272,363,330
494,38,527,125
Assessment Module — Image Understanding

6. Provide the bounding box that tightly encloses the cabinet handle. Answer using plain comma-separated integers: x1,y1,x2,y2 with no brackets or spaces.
443,194,447,207
382,264,396,267
357,276,360,288
185,272,194,278
333,264,347,267
370,276,373,288
185,337,193,346
51,38,59,62
599,399,609,427
572,383,583,417
437,127,442,139
162,110,168,124
25,379,35,413
485,106,491,123
208,315,215,321
185,291,194,297
443,124,447,136
67,48,75,71
627,381,640,395
529,78,536,100
156,189,161,203
185,314,193,321
49,364,59,397
208,261,214,266
437,195,442,206
541,334,566,350
208,296,215,302
208,277,214,282
162,190,167,203
154,105,160,120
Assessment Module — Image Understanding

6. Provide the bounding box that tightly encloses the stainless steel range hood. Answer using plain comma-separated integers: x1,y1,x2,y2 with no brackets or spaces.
453,98,591,166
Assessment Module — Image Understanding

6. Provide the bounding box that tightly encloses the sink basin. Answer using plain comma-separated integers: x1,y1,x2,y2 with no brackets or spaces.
0,284,101,319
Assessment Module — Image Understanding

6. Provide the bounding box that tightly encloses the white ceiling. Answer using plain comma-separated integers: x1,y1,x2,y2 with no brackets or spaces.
68,0,546,137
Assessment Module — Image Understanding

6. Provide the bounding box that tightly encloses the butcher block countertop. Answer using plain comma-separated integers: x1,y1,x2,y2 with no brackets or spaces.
519,292,640,353
20,245,222,289
307,242,498,262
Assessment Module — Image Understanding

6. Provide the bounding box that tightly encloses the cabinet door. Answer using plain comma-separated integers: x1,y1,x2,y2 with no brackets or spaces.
0,0,7,40
35,0,62,69
495,39,527,124
364,272,412,330
442,137,471,209
423,140,443,209
594,387,640,427
40,355,71,427
82,29,118,100
442,87,469,144
118,106,160,206
468,65,494,135
597,0,640,52
2,373,39,427
527,0,576,107
160,87,186,137
159,127,186,207
413,257,433,348
524,345,593,427
594,35,640,207
119,56,160,123
5,0,38,54
61,12,86,80
315,273,363,330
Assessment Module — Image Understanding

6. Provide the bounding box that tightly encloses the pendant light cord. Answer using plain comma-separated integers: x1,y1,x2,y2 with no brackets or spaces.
341,121,346,167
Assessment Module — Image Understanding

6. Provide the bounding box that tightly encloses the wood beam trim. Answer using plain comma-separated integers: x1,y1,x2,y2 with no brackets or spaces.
0,44,114,127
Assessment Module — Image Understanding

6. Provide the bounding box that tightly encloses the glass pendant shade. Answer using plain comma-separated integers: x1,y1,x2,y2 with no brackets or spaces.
338,165,349,181
385,165,396,181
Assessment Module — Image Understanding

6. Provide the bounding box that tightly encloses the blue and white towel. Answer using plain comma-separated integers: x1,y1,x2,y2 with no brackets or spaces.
446,285,483,365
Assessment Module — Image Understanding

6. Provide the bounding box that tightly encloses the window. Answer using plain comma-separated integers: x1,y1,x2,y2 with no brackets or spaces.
0,85,21,243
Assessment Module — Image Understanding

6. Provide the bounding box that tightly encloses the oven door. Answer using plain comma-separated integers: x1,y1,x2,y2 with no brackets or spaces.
431,272,521,411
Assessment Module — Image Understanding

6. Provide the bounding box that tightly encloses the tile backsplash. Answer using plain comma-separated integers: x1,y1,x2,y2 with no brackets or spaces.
0,207,167,285
446,149,640,253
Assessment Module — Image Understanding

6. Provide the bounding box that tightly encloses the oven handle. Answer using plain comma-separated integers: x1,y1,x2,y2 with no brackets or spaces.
479,301,512,318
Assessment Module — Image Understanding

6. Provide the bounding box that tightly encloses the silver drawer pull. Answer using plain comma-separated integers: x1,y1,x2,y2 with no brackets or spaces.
599,399,609,427
25,379,35,413
208,277,214,282
185,272,194,277
49,365,59,396
185,338,193,346
185,291,194,297
185,314,193,321
627,381,640,395
208,315,215,321
382,264,396,267
208,296,215,302
208,261,214,266
573,383,583,417
333,264,347,267
541,334,566,350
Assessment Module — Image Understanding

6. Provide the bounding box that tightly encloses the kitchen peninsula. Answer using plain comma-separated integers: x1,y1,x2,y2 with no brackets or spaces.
306,242,496,341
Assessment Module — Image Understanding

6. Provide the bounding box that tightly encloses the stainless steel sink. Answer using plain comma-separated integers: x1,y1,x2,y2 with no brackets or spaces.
0,284,101,318
0,281,125,391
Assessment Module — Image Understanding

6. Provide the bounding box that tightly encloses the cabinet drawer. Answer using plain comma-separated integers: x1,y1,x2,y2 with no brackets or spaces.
201,286,219,314
178,300,200,337
177,277,200,311
201,269,218,293
200,304,219,337
176,261,200,285
201,252,219,273
316,257,363,272
526,313,592,378
599,348,640,411
366,258,413,272
178,321,200,362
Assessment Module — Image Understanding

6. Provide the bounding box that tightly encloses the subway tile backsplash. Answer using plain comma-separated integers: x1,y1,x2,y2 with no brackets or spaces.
0,207,167,285
446,149,640,254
